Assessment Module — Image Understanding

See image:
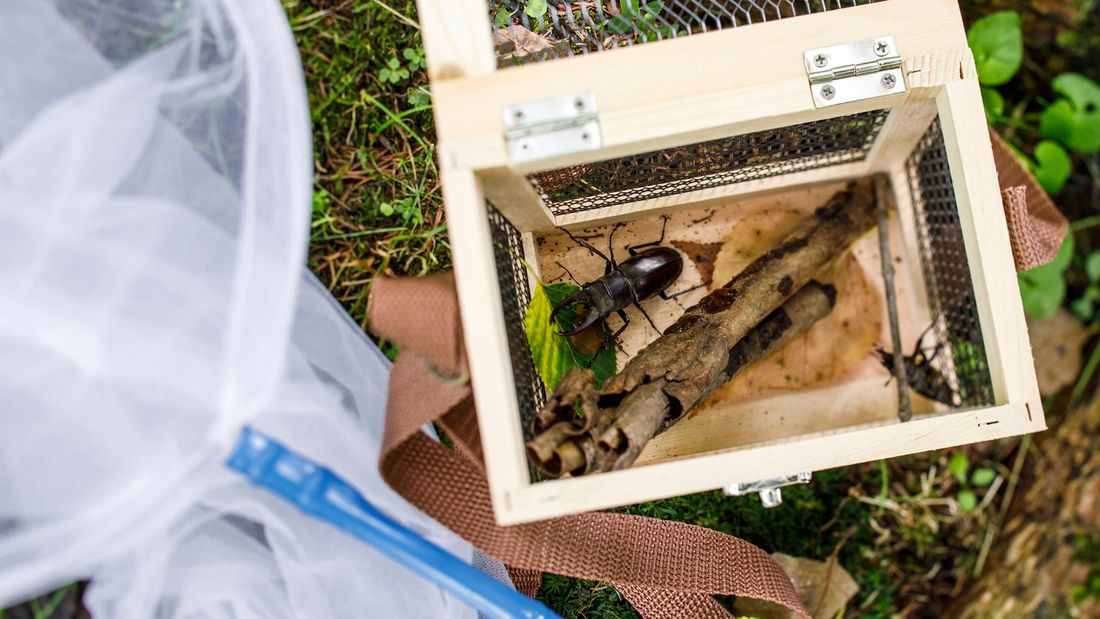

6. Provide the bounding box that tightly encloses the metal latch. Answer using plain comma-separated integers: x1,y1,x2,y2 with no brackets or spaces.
724,472,812,508
503,92,602,165
804,36,905,108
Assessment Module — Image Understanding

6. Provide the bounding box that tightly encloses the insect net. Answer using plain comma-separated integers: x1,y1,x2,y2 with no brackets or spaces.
0,1,480,616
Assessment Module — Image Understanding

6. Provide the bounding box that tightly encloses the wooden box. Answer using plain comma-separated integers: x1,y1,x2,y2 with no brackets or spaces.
418,0,1044,525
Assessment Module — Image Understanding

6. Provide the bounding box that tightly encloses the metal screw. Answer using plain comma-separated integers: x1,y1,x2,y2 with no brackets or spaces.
813,53,827,68
881,73,897,89
874,40,890,57
574,98,585,110
820,84,836,100
513,110,524,121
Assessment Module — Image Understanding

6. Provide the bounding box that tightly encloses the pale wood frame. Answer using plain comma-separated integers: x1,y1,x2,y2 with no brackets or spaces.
427,0,1044,525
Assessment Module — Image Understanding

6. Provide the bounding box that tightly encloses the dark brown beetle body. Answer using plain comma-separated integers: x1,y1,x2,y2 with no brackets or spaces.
551,247,683,336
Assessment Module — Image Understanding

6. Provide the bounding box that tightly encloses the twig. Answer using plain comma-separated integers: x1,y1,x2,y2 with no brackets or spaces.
875,175,912,422
973,435,1030,577
370,0,420,30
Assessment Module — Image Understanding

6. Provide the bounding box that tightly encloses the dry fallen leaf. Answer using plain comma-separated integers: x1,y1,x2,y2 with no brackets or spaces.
1028,308,1089,396
734,553,859,619
671,239,723,287
492,25,570,66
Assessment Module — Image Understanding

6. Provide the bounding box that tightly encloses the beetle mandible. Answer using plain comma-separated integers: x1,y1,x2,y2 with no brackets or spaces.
550,218,697,344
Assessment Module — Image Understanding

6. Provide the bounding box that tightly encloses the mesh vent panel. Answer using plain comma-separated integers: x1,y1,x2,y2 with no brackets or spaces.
488,204,545,437
906,119,996,408
490,0,882,65
529,109,889,215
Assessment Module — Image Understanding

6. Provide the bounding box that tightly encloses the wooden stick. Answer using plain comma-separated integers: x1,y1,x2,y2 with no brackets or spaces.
875,175,913,422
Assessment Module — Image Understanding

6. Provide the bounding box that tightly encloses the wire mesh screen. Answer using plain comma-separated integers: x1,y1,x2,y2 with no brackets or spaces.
488,203,546,437
906,118,995,409
529,108,889,215
490,1,882,65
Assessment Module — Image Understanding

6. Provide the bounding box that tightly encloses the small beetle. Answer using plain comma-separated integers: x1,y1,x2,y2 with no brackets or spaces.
551,219,696,343
877,323,959,406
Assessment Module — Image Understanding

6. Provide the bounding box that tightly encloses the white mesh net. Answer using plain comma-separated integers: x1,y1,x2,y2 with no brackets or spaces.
0,1,477,616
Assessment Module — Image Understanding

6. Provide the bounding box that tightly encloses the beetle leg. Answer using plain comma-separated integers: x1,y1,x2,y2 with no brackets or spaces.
658,283,705,301
611,310,630,341
633,302,660,334
627,215,670,256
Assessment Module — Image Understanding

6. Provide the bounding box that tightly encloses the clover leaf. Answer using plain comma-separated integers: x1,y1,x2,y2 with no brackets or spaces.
967,11,1023,86
1040,73,1100,153
524,0,547,18
1018,234,1074,319
1029,140,1072,195
981,87,1005,122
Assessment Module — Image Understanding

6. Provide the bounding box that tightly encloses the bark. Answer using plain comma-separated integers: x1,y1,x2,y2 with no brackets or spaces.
947,393,1100,618
529,281,837,476
601,179,876,414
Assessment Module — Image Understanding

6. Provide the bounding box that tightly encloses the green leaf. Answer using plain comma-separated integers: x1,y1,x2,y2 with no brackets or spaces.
403,48,415,60
970,467,996,487
1040,73,1100,153
1029,140,1072,195
1018,233,1075,319
1020,268,1066,319
1070,296,1094,322
948,452,970,484
981,87,1004,122
524,0,548,18
1051,232,1076,271
967,11,1023,86
379,202,394,216
958,489,978,512
1086,252,1100,282
388,58,400,69
524,282,616,391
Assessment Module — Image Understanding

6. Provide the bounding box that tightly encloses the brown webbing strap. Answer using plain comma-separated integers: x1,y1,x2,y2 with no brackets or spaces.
372,273,810,619
989,128,1069,271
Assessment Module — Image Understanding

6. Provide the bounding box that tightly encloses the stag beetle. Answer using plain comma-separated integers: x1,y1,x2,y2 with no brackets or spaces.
877,323,959,406
551,218,698,344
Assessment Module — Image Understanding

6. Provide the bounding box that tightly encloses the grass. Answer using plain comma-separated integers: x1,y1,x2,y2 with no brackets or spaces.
285,0,448,327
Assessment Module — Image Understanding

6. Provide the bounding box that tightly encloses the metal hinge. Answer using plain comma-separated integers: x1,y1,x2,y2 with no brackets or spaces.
503,92,602,165
724,472,812,508
804,36,905,108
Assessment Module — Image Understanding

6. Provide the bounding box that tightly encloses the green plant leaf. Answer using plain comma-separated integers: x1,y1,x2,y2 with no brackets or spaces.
1040,73,1100,153
948,452,970,484
967,11,1022,86
1086,252,1100,282
379,202,394,216
524,0,548,18
524,282,616,391
1018,235,1073,319
1029,140,1072,195
1070,296,1094,322
970,467,996,487
958,489,978,512
981,87,1004,122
